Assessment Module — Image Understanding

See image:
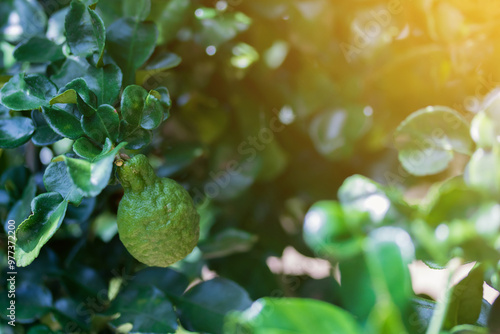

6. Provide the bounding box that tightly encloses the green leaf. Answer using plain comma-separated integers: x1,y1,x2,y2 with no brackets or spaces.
5,176,36,231
72,137,102,159
149,0,190,44
123,0,151,21
364,227,415,316
199,228,258,259
13,37,64,62
43,161,84,205
106,17,158,85
131,267,189,299
12,0,47,42
177,278,253,334
31,109,62,146
119,121,152,149
15,192,69,267
92,211,118,242
50,58,122,105
445,265,485,328
65,0,106,65
225,298,362,334
0,116,35,148
466,148,500,197
51,78,98,117
120,85,147,126
137,52,181,84
157,142,203,177
0,74,56,110
108,285,178,333
309,106,370,161
81,104,119,143
197,11,252,48
394,106,473,176
155,86,172,120
90,63,122,105
61,141,127,197
14,281,53,322
42,106,84,140
120,85,165,130
338,175,413,225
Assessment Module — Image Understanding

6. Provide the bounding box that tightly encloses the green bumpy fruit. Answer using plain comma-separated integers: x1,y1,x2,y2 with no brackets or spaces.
116,154,200,267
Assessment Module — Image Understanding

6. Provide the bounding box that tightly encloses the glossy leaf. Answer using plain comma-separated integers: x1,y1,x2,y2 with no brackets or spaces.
0,116,35,148
81,104,119,143
198,228,258,259
106,17,158,85
61,141,127,197
72,137,102,159
309,107,370,161
120,85,164,129
65,0,106,65
394,106,473,176
31,109,62,146
177,278,253,334
50,58,122,105
0,74,56,110
225,298,362,334
13,37,64,62
42,106,84,140
108,285,178,333
15,192,69,267
12,0,47,41
5,176,36,231
338,175,413,225
118,121,152,149
51,78,98,117
43,161,84,205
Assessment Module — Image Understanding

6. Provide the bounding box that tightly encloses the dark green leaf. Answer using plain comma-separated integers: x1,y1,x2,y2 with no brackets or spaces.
14,281,53,322
120,85,164,129
123,0,151,21
199,228,258,259
445,265,485,328
394,106,473,176
61,141,127,197
72,137,102,159
155,86,172,120
5,176,36,231
81,104,119,143
13,37,64,62
15,192,69,267
43,161,84,205
149,0,190,44
119,121,152,150
0,74,56,110
31,109,62,146
157,142,203,177
109,285,178,333
225,298,362,334
177,278,252,334
42,106,84,140
65,197,96,223
89,63,122,105
131,267,189,299
51,78,98,116
106,18,158,85
65,0,106,65
0,116,35,148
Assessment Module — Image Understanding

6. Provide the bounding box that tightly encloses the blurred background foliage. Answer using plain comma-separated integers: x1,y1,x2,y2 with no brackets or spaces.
1,0,500,333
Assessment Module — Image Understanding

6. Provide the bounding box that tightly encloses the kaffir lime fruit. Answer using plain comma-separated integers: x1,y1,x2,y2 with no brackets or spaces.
116,154,200,267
